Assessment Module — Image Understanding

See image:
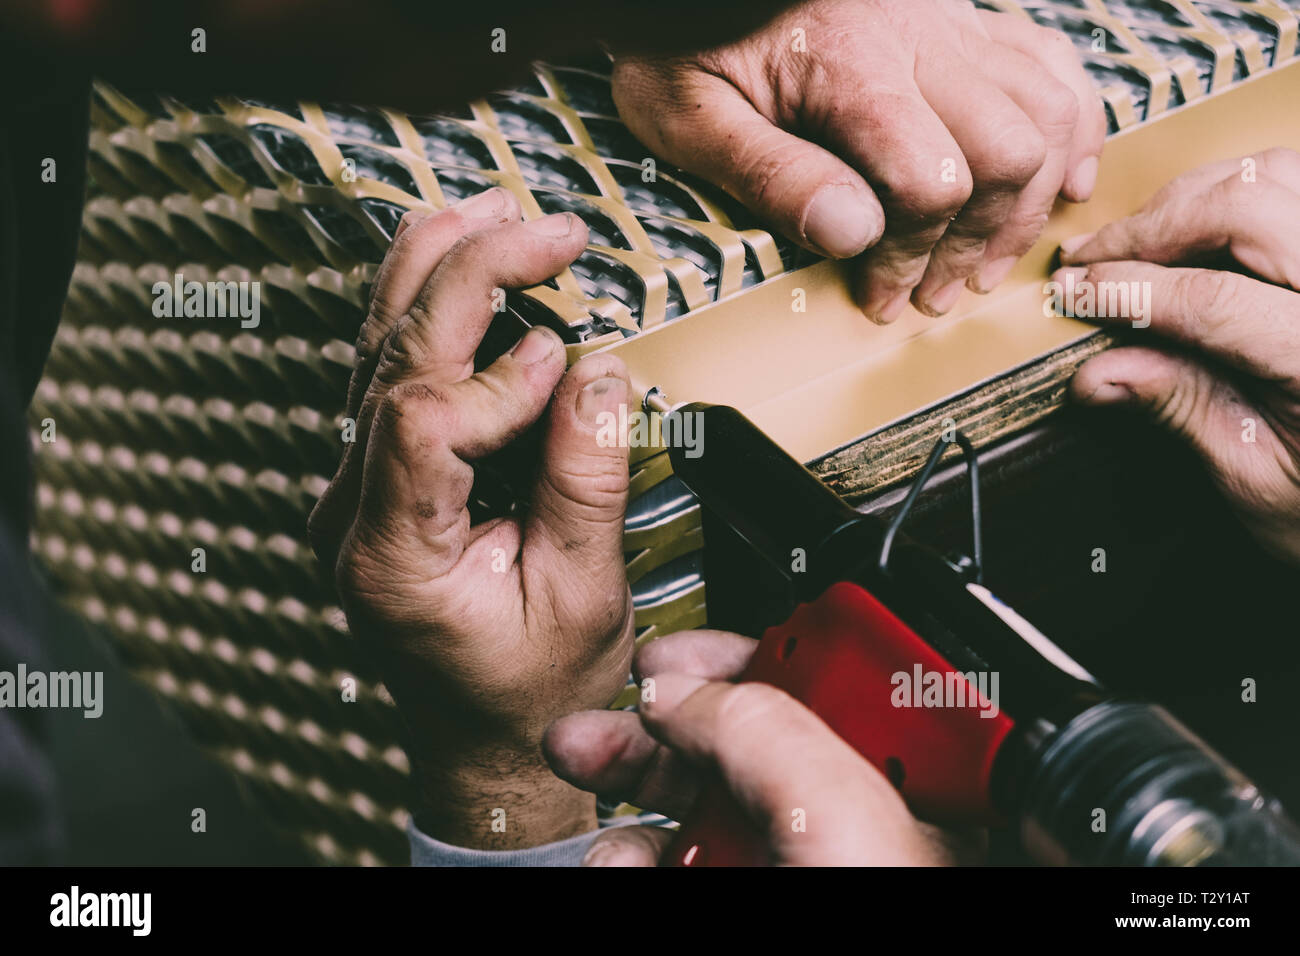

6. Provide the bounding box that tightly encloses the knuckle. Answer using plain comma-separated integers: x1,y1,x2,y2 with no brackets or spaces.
1177,270,1237,333
1000,206,1052,249
411,465,475,534
365,284,402,326
929,234,988,277
373,383,455,451
439,228,497,271
436,228,522,293
1149,375,1199,436
478,364,526,406
866,241,935,286
1034,82,1082,131
575,584,634,648
1215,177,1264,222
1257,146,1300,176
1182,377,1220,439
937,228,988,259
970,128,1046,189
353,319,386,369
1019,81,1081,143
427,207,476,243
887,170,973,223
1125,207,1172,252
1092,207,1164,262
1038,26,1079,62
468,379,531,447
395,208,429,240
582,455,633,497
377,315,428,376
445,461,477,508
733,140,807,217
738,155,785,210
539,456,628,513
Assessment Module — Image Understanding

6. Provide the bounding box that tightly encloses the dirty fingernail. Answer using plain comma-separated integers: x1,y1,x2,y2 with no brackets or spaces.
527,212,576,236
455,186,510,220
1079,382,1134,406
510,326,558,364
973,256,1017,293
805,184,880,259
1059,232,1096,263
582,841,644,867
577,375,628,426
1070,156,1100,199
870,289,912,324
922,278,966,316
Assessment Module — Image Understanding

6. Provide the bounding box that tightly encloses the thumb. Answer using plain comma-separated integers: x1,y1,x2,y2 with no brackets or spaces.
640,673,942,864
1071,346,1256,478
613,61,883,259
581,825,675,867
523,351,633,613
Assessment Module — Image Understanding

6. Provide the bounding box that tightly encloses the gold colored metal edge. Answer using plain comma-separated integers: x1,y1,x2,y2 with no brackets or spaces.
598,58,1300,465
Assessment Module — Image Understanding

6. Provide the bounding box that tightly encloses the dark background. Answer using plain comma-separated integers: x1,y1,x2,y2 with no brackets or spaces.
41,600,312,865
880,405,1300,812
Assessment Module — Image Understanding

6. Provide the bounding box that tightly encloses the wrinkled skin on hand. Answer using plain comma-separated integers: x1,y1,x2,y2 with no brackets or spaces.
546,631,986,866
612,0,1106,321
1061,148,1300,565
308,188,637,848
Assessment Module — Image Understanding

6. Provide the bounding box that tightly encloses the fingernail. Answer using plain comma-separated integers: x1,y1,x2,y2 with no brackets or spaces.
640,672,709,718
868,289,912,325
582,842,637,867
527,212,575,236
922,278,966,316
1059,232,1096,263
454,186,510,220
577,375,628,426
1051,266,1090,285
973,256,1018,293
510,326,558,364
1046,267,1090,317
804,184,879,259
1080,382,1134,406
1070,156,1099,199
394,209,429,240
582,843,616,867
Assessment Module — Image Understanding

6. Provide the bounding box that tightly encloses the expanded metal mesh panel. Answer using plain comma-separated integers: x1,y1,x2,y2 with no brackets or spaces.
30,1,1297,864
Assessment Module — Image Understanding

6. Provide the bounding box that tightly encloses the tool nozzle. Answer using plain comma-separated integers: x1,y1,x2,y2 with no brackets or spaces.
642,386,672,415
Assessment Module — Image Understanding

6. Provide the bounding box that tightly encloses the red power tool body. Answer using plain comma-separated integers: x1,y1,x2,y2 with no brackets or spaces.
665,581,1014,866
651,398,1300,866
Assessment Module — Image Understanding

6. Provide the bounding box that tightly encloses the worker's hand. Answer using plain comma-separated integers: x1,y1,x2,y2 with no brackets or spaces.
611,0,1105,322
307,187,637,849
544,631,983,865
1059,148,1300,565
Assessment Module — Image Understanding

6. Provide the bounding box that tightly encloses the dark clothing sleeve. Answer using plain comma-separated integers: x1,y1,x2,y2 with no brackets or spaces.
0,526,61,863
0,35,91,862
0,36,91,541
